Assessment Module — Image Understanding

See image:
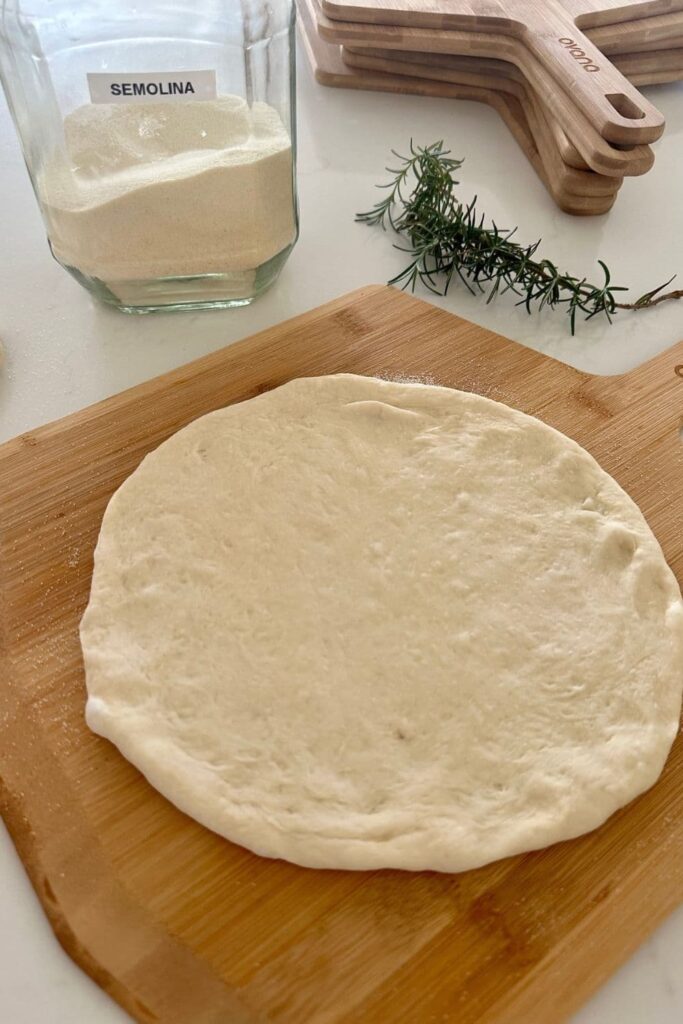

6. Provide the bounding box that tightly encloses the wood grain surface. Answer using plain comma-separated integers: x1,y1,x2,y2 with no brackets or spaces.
615,45,683,78
339,46,618,197
318,0,667,145
565,0,683,28
589,11,683,53
340,38,683,84
324,0,683,28
313,1,656,176
339,39,638,195
297,0,619,213
1,285,683,1024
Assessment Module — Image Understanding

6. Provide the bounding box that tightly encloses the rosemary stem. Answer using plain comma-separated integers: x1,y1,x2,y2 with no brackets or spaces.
357,141,678,333
617,290,683,310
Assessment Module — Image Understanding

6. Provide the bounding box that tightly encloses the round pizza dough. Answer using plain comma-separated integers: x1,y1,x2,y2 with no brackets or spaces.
81,374,683,872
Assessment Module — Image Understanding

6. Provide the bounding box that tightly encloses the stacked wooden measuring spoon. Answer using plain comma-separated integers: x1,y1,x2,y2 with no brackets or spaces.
299,0,683,214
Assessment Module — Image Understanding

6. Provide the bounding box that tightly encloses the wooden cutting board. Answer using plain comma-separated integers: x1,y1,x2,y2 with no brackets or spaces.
297,0,620,212
566,0,683,27
1,286,683,1024
342,41,683,90
324,0,683,29
319,0,666,145
299,0,620,209
342,41,683,87
314,2,656,176
616,45,683,77
339,37,683,73
590,12,683,53
338,47,619,197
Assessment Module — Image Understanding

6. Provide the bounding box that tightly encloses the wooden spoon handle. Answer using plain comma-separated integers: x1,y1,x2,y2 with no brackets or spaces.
522,3,665,145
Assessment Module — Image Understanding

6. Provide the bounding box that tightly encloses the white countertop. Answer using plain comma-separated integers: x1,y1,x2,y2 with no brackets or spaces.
1,43,683,1024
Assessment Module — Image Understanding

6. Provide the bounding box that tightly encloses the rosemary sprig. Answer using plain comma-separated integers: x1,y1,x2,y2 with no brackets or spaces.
357,141,682,333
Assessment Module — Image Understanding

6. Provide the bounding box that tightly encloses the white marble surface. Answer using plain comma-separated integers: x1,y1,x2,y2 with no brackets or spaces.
1,40,683,1024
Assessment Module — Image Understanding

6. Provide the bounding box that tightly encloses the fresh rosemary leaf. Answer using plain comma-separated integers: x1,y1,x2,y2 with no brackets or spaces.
357,141,681,334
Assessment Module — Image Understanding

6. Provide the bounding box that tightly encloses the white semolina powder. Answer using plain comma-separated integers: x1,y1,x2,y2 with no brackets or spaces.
37,96,296,285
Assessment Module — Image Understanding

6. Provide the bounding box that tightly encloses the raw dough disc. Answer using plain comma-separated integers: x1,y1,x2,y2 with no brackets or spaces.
81,374,683,872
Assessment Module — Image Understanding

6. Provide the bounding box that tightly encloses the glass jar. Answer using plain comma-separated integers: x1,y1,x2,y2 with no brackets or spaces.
0,1,298,312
